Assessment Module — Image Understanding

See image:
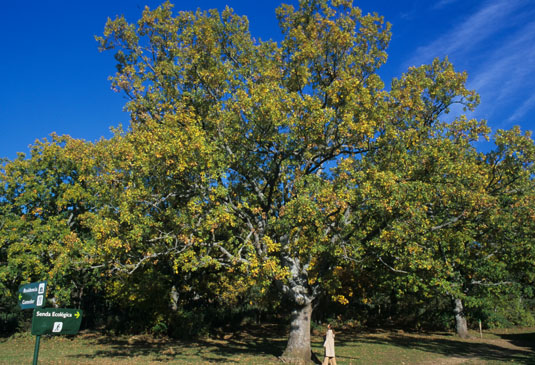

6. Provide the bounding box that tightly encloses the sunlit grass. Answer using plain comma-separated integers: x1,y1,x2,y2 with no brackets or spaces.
1,326,533,364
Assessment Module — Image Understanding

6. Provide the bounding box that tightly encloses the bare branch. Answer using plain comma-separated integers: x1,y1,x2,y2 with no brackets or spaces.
471,280,514,287
213,242,249,265
379,256,408,274
112,240,191,275
431,213,464,231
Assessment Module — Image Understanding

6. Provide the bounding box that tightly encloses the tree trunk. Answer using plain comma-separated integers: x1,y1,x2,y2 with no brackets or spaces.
453,298,469,339
280,302,314,364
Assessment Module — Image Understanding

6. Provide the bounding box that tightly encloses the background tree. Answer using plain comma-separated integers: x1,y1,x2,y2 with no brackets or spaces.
342,59,535,337
0,136,101,325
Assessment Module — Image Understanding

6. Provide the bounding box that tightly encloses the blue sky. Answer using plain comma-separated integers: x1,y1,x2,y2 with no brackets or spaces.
1,0,534,161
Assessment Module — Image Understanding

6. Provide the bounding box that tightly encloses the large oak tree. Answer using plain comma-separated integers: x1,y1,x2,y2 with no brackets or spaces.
95,0,391,361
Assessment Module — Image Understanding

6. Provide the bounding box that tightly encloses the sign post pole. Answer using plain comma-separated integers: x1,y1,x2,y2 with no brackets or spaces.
17,281,83,363
32,335,41,365
18,281,48,364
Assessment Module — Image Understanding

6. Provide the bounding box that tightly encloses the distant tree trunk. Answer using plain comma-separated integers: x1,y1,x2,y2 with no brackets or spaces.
280,301,313,364
170,285,179,311
453,298,469,339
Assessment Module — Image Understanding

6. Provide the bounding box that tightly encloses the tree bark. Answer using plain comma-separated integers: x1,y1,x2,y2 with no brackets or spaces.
453,298,469,339
280,302,314,364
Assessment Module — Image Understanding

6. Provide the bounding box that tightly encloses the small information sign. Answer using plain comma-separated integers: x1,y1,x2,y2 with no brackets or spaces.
31,308,83,336
18,281,47,310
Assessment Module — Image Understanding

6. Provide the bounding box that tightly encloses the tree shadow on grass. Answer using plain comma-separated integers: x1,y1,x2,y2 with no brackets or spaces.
197,337,287,363
498,331,535,353
200,325,288,362
66,329,287,363
65,335,179,363
342,331,535,365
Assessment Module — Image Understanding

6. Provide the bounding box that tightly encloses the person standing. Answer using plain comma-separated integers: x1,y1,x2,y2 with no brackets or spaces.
323,323,337,365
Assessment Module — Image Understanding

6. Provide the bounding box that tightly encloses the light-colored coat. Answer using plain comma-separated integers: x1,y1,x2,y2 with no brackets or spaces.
323,329,335,357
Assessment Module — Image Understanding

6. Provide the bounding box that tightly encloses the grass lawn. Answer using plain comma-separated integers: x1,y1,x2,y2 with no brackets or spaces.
1,325,534,364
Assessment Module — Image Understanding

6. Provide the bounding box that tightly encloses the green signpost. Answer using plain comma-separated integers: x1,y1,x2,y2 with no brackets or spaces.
31,308,83,336
18,281,47,310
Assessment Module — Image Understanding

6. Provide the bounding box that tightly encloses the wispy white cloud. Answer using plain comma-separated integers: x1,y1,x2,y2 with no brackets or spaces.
469,21,535,90
507,94,535,125
405,0,519,67
403,0,535,130
433,0,462,10
467,18,535,126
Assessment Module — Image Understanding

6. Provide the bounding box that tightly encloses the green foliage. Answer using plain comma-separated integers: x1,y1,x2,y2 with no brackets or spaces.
472,288,535,329
1,0,534,345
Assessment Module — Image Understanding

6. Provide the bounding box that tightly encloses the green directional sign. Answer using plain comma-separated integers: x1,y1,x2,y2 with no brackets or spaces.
18,281,47,310
31,308,83,336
